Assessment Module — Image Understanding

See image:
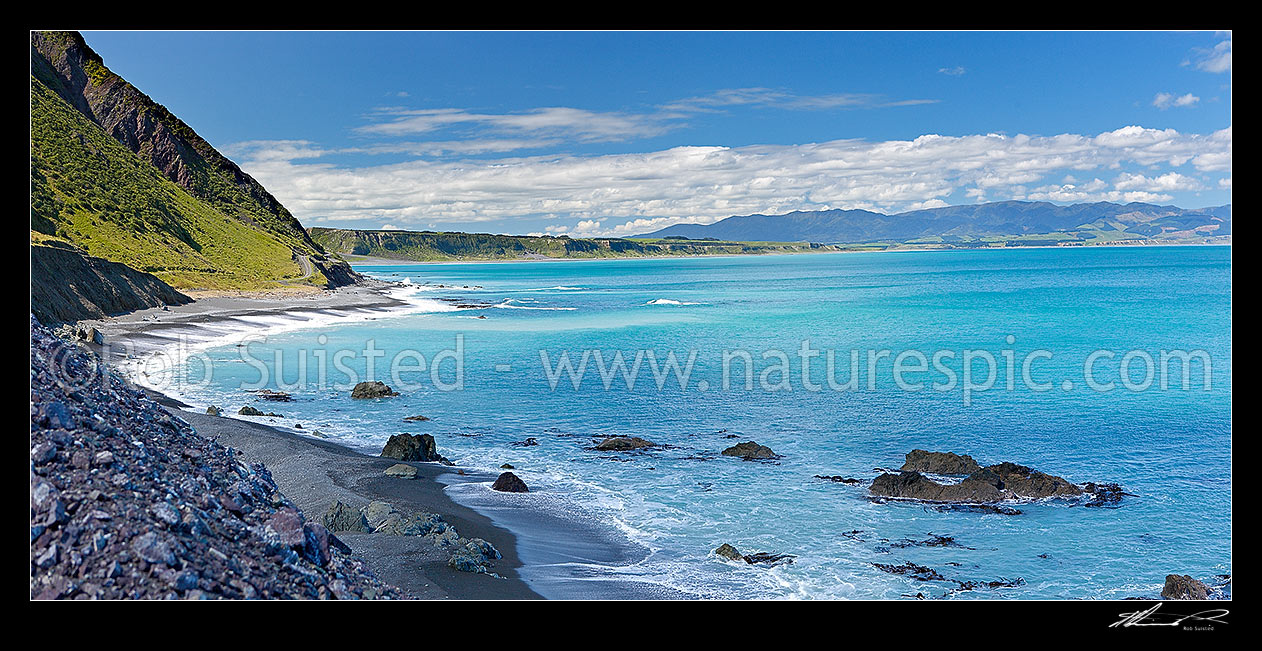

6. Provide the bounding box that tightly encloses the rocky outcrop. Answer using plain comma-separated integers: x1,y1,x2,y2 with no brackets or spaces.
29,318,402,599
205,406,222,417
870,471,1005,503
594,436,656,451
870,451,1089,504
1161,574,1210,600
899,449,981,475
380,433,444,463
721,441,776,460
238,406,282,418
351,381,399,399
448,538,502,574
714,543,743,561
712,542,795,566
491,472,529,493
402,415,430,422
30,244,192,325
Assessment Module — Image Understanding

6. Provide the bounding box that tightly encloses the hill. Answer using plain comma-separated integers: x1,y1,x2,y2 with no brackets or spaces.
309,228,838,261
30,31,359,293
641,201,1231,246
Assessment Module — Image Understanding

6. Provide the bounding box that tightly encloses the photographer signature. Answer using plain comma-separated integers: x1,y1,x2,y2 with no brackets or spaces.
1110,603,1229,628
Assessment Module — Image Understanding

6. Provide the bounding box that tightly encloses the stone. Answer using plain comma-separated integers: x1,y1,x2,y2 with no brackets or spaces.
448,537,501,573
721,441,776,459
1162,574,1210,600
130,532,176,566
380,433,442,462
899,449,981,475
351,381,399,399
238,405,264,416
264,508,307,548
594,436,656,451
205,405,222,416
491,472,529,493
384,463,418,479
715,543,743,561
323,501,370,533
402,414,430,422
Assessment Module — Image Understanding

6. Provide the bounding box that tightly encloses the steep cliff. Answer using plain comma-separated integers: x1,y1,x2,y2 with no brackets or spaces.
30,31,359,290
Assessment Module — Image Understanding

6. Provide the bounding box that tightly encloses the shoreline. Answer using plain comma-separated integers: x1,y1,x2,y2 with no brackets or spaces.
86,277,670,600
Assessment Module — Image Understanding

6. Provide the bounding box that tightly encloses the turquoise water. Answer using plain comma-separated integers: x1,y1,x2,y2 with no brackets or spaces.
173,247,1231,599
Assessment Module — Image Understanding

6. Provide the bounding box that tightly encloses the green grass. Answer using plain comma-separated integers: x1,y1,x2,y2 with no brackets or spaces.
30,77,309,290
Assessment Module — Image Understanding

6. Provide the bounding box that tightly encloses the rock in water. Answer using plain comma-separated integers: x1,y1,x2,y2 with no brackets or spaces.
491,472,529,493
351,381,399,399
714,543,743,561
238,405,264,416
402,414,430,422
870,462,1082,503
380,433,443,462
721,441,776,459
1162,574,1211,600
322,501,370,533
384,463,419,479
206,405,221,416
594,436,656,451
899,449,981,475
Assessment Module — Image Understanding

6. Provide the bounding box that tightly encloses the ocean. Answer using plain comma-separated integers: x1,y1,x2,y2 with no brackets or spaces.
160,246,1232,599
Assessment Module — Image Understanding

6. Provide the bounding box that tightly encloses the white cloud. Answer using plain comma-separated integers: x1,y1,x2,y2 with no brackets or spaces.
1153,92,1200,109
1218,177,1232,190
230,125,1231,236
380,223,401,230
1113,171,1203,192
938,66,966,76
355,106,679,142
1187,38,1231,73
661,87,938,112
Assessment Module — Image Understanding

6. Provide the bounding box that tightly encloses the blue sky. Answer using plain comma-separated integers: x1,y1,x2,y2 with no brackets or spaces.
81,30,1232,236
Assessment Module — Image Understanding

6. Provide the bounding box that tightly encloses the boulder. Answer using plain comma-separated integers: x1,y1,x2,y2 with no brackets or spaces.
721,441,776,460
595,436,656,451
351,381,399,399
384,463,418,479
491,472,529,493
206,405,222,416
322,501,369,533
402,414,430,422
714,543,743,561
380,433,443,462
1162,574,1210,600
870,461,1082,503
361,500,448,537
984,462,1082,498
238,405,264,416
900,449,981,475
448,538,502,573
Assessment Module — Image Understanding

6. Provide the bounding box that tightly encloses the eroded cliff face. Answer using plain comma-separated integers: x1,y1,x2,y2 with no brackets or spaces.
31,244,192,324
30,31,359,288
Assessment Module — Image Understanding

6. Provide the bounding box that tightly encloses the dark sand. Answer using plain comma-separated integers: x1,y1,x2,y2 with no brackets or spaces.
160,395,542,599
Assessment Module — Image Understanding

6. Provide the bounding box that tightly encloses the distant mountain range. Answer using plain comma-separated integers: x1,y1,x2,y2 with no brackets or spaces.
640,201,1231,245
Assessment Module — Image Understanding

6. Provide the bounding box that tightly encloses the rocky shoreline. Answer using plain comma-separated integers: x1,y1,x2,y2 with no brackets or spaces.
30,316,541,599
30,318,404,599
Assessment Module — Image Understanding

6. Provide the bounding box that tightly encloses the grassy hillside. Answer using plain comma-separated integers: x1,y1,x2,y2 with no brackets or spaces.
309,228,838,262
29,31,358,291
31,80,315,290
